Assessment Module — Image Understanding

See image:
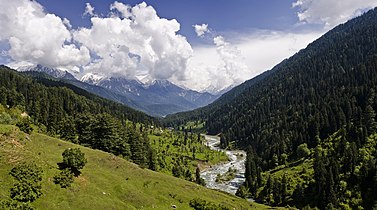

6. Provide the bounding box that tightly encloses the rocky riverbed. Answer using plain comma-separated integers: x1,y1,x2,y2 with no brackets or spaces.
200,135,246,195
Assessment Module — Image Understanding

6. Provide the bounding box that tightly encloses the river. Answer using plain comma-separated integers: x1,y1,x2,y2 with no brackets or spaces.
200,135,246,195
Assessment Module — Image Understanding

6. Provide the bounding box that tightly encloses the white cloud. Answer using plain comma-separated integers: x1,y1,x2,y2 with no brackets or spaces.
181,30,323,93
74,2,193,81
63,18,72,29
84,2,96,17
110,1,132,18
177,35,249,93
193,24,209,37
293,0,377,28
0,0,90,71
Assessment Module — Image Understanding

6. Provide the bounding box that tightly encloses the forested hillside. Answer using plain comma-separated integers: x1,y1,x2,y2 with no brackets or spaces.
0,66,227,187
0,66,164,169
164,68,273,126
166,8,377,209
0,66,157,131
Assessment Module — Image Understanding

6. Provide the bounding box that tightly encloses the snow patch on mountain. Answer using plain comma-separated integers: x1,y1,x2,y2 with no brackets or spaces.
80,73,106,85
15,64,77,80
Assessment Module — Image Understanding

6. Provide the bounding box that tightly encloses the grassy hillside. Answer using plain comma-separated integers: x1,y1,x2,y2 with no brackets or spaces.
148,130,228,179
0,125,272,210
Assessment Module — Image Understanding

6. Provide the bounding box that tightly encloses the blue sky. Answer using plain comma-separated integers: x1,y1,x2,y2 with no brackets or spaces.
1,0,377,93
37,0,298,42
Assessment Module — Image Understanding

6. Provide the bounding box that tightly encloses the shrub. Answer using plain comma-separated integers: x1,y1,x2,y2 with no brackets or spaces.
9,162,43,202
10,182,42,202
0,112,12,124
297,143,311,158
16,118,33,134
53,168,74,188
189,198,230,210
0,199,35,210
62,148,87,172
10,162,43,183
236,185,249,199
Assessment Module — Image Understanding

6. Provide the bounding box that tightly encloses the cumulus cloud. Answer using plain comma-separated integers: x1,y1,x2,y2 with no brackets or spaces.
110,1,132,18
178,34,249,93
63,18,72,29
0,0,90,72
84,2,96,17
293,0,377,28
193,24,209,37
74,2,193,81
213,36,249,85
182,31,323,93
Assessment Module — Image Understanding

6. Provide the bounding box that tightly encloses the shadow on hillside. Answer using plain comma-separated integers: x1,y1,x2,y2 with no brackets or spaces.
57,162,81,177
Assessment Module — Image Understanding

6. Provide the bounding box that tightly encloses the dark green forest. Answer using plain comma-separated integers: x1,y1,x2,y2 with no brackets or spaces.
167,8,377,209
0,66,160,169
0,66,157,129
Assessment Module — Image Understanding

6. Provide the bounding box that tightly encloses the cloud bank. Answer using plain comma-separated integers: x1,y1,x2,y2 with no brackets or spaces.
184,30,322,93
0,0,90,72
293,0,377,28
74,1,193,81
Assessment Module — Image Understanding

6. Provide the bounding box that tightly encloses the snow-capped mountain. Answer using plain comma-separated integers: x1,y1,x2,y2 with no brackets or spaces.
16,64,77,80
16,64,221,116
80,73,106,85
80,74,220,116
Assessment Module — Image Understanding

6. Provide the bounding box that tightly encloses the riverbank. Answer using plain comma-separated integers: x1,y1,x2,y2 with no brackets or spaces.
200,135,246,195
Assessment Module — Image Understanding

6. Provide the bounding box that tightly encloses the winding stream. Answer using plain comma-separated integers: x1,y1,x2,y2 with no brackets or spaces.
200,135,246,195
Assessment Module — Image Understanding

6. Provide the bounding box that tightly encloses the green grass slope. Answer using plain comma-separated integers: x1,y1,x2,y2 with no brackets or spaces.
0,125,272,210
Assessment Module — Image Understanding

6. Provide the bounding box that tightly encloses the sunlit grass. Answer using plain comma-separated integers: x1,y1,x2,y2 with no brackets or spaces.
0,125,271,209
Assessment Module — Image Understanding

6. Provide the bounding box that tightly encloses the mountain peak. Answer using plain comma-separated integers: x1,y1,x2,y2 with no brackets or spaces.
150,79,174,87
80,73,106,85
16,64,77,80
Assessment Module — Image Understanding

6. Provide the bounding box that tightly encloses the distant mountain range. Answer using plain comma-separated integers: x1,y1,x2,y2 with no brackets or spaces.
16,65,220,117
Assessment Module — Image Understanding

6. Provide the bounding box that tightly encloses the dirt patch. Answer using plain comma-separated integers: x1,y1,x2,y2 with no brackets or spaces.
9,138,24,148
76,175,89,189
0,135,25,164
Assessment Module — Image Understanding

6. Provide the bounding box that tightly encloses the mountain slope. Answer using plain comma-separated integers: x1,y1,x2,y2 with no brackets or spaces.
166,7,377,209
15,64,220,117
0,125,268,209
164,67,274,125
82,76,219,116
168,7,377,150
207,7,377,150
17,64,77,80
0,66,157,132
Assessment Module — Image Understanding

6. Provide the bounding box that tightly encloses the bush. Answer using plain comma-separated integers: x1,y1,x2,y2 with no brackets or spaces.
53,168,74,188
297,143,311,158
189,198,230,210
0,199,35,210
9,162,43,203
10,162,43,183
16,118,33,134
236,185,249,199
0,112,12,124
62,148,87,172
10,182,42,202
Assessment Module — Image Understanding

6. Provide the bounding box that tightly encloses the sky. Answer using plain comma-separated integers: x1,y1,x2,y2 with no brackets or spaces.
0,0,376,93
